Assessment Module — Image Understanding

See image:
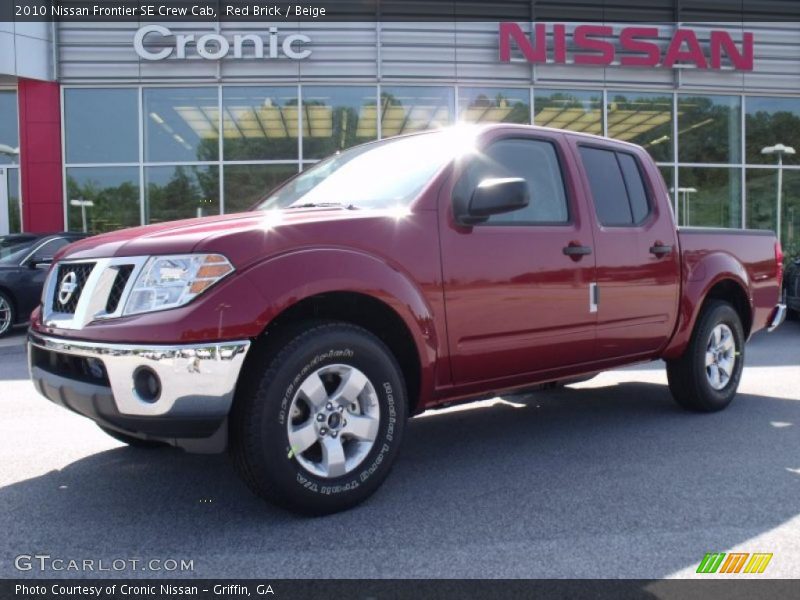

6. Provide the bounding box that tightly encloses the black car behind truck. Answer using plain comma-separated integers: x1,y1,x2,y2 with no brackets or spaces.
0,233,87,337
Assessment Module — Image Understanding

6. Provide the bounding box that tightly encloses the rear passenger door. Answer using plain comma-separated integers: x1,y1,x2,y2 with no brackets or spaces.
571,140,680,360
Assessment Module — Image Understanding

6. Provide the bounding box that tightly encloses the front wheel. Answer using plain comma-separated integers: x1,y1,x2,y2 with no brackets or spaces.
230,322,407,515
666,300,745,412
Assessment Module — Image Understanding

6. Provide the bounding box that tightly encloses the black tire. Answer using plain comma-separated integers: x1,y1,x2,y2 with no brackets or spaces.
0,291,15,338
98,425,168,449
666,300,745,412
230,321,407,515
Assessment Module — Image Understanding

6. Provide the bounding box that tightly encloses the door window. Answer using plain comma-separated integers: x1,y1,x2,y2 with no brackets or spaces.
454,138,569,225
579,146,652,226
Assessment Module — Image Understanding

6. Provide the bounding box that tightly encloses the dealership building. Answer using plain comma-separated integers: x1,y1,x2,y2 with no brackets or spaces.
1,16,800,255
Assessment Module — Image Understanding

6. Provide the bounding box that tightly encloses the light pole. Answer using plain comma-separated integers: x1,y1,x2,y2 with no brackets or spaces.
70,199,94,233
761,143,796,245
672,187,697,226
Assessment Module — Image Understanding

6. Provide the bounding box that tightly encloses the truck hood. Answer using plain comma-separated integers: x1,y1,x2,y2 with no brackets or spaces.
58,207,402,268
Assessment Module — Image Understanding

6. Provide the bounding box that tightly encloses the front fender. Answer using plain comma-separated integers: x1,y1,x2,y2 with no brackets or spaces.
242,247,440,400
661,251,751,360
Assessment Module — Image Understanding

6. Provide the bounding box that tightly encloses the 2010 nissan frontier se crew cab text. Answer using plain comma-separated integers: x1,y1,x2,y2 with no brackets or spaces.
28,125,787,515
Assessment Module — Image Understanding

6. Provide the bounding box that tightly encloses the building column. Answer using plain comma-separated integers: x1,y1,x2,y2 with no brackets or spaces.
18,78,64,232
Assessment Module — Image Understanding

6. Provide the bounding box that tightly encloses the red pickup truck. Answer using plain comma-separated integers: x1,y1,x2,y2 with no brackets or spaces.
29,125,785,514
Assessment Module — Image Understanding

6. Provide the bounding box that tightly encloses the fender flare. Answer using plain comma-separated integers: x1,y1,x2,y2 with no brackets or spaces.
242,247,440,396
662,251,752,359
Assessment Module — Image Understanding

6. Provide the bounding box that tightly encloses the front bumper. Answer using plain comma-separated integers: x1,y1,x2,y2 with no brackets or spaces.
767,304,786,333
28,332,250,452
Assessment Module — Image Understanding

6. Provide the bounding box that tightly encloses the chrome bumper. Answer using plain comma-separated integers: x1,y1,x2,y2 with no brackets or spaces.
767,304,786,333
28,332,250,420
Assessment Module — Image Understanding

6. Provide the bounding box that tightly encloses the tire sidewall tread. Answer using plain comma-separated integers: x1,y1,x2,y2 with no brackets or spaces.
231,321,407,515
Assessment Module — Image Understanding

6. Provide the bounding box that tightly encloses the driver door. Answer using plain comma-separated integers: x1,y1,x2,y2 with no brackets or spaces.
439,131,598,385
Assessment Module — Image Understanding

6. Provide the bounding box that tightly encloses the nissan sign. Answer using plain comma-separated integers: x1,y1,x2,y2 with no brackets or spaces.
499,23,754,71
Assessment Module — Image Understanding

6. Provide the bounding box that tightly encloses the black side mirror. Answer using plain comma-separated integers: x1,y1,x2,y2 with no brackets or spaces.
27,257,53,270
456,177,530,226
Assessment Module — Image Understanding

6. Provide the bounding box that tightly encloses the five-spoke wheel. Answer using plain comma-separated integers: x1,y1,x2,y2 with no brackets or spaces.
287,364,381,479
705,324,736,390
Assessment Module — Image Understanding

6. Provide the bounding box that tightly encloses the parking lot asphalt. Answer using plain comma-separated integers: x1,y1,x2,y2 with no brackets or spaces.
1,322,799,579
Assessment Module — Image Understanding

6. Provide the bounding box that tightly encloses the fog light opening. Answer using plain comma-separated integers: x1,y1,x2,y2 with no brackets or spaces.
133,367,162,403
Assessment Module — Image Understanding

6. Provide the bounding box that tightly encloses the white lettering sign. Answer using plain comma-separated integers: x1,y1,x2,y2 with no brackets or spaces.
133,25,312,61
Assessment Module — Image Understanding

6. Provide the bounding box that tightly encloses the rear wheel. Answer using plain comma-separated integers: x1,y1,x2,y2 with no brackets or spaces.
0,292,15,338
666,300,745,412
231,321,407,515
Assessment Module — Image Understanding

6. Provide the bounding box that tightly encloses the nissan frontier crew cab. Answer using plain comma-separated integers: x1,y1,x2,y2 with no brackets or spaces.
29,125,786,515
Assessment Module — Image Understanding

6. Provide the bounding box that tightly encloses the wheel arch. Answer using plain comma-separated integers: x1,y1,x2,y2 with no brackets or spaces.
241,248,441,414
662,252,753,360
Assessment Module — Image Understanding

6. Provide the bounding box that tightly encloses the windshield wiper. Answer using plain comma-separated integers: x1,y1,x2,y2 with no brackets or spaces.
284,202,358,210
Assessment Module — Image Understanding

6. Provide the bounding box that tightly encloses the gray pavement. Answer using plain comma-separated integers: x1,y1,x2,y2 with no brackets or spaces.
1,322,799,579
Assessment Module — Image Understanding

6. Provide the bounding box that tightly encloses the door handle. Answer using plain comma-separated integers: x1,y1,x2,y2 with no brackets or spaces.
563,244,592,257
649,243,673,257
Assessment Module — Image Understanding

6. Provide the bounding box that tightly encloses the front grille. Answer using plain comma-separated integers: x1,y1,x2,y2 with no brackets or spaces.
105,265,135,313
51,263,95,314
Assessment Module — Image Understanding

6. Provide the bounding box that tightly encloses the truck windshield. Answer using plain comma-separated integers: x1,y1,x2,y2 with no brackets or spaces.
256,129,475,211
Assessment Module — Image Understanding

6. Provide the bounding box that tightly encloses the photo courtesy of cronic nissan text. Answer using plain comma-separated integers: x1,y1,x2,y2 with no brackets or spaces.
1,1,799,599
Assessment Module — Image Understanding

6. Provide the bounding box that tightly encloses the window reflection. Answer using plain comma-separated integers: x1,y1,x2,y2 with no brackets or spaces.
66,167,140,234
302,86,378,159
144,88,219,162
677,167,742,228
145,165,219,224
380,87,454,137
65,89,139,164
7,168,20,233
745,97,800,165
746,169,800,256
224,164,298,213
223,87,298,161
678,95,741,164
458,87,530,124
534,89,602,134
607,92,673,162
0,91,19,166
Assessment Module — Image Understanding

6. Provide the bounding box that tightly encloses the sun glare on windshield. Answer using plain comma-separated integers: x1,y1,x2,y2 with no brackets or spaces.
258,127,480,211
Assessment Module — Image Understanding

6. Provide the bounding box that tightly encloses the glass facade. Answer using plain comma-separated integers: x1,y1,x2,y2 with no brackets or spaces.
534,89,603,135
607,92,673,162
458,87,530,125
65,88,138,164
66,167,140,233
1,90,20,233
60,85,800,247
223,86,298,160
302,86,378,159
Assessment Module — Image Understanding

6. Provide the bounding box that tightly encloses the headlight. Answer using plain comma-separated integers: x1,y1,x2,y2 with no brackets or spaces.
123,254,234,316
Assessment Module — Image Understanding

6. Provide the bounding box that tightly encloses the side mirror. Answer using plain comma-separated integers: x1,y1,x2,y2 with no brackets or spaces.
456,177,530,225
27,257,53,270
